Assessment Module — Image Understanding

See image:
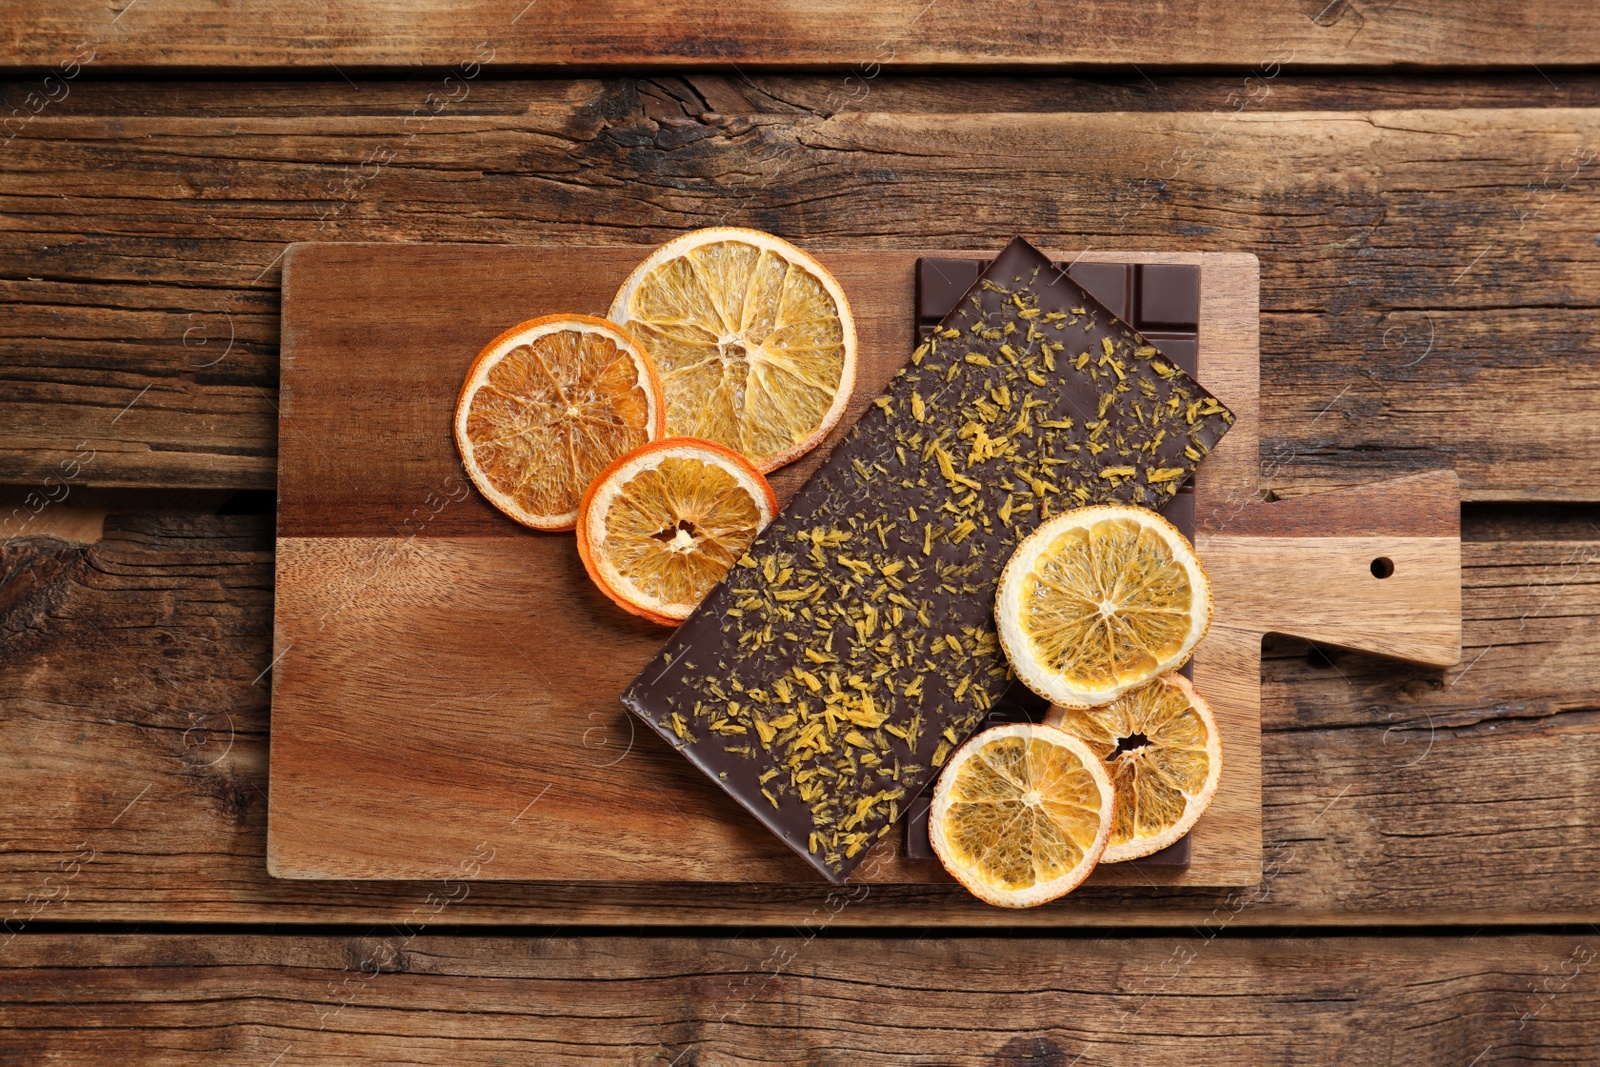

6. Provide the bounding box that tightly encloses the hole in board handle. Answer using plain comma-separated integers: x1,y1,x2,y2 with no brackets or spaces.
1370,557,1395,579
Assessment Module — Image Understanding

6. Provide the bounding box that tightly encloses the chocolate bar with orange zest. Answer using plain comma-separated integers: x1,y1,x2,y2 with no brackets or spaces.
621,236,1234,884
903,254,1206,869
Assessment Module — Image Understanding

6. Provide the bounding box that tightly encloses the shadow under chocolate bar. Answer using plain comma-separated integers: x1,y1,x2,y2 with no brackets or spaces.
902,255,1205,871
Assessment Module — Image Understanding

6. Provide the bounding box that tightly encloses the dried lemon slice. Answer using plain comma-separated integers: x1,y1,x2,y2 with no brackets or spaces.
608,227,856,472
996,505,1211,707
577,437,777,625
454,315,664,531
1046,674,1222,862
928,722,1114,908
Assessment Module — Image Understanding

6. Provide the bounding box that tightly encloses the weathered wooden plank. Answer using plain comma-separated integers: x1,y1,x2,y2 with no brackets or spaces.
2,96,1597,496
3,0,1600,71
1,0,1596,71
1,514,1597,925
2,933,1596,1064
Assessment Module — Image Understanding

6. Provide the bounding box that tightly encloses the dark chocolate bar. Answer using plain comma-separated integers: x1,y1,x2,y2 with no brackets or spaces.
905,255,1204,871
622,237,1234,883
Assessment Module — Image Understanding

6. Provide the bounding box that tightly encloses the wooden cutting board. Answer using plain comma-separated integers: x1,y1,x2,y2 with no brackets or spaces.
268,244,1461,891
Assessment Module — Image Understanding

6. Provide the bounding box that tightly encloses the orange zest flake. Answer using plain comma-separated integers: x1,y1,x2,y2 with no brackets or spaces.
753,713,776,745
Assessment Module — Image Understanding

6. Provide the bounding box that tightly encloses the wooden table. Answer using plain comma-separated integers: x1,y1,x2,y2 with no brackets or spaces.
4,4,1600,1061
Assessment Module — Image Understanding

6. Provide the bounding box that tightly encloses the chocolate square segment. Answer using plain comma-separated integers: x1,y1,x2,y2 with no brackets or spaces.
1137,263,1201,330
1139,334,1197,378
622,237,1234,884
1067,262,1134,322
916,259,984,330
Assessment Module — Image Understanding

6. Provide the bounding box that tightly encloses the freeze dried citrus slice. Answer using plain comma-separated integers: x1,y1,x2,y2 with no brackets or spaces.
608,227,857,472
1045,674,1222,863
996,505,1211,708
929,723,1114,908
577,437,778,625
454,315,664,531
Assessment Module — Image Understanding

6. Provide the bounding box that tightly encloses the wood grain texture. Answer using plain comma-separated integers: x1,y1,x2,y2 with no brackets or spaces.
3,1,1596,71
1202,472,1463,668
3,97,1600,499
3,933,1598,1064
0,515,1591,925
1210,535,1461,666
1,87,1598,498
268,247,1273,889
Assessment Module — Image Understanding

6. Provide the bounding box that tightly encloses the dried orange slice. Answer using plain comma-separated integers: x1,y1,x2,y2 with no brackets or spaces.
1045,674,1222,862
996,505,1211,708
577,437,778,625
929,722,1114,908
454,315,664,531
608,227,857,472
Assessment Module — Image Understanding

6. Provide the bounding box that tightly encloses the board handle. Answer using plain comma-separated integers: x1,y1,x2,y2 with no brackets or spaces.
1196,472,1462,668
